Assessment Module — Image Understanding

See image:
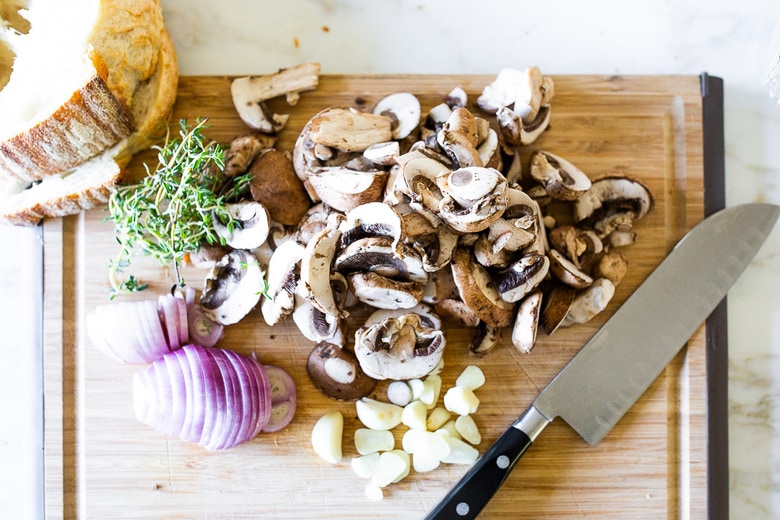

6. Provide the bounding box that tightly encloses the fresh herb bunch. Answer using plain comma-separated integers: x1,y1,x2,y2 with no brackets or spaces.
107,118,250,295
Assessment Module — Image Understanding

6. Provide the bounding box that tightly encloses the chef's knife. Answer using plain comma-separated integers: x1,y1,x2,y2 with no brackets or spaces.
424,202,780,520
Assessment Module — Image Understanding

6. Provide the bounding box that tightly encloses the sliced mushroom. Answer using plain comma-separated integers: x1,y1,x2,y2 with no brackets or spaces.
400,208,458,272
493,253,549,303
348,271,424,310
372,92,421,141
496,104,551,146
307,107,393,152
306,166,388,213
231,63,320,133
592,251,628,285
296,203,339,245
540,284,576,335
260,239,305,326
573,176,654,237
214,201,271,251
436,107,483,168
474,188,539,267
548,225,603,270
436,166,508,234
363,141,400,166
395,155,449,215
548,248,593,289
335,236,427,285
292,295,346,346
469,322,502,356
450,248,515,328
307,341,377,400
339,202,405,251
529,151,592,201
300,222,347,318
511,291,543,354
248,149,311,226
476,68,526,114
223,132,277,178
200,250,265,325
561,278,616,327
354,312,446,381
514,66,554,124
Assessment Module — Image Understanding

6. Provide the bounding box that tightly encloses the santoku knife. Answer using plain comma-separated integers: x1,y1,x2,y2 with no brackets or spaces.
424,202,780,519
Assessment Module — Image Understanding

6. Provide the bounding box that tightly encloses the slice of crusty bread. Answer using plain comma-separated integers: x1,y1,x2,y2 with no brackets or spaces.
0,0,179,225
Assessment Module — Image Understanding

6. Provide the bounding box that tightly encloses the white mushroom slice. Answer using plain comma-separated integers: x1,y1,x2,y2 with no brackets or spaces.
548,248,594,289
540,285,577,335
363,141,400,166
362,303,442,330
372,92,421,140
200,250,265,326
511,291,543,354
446,86,468,108
548,225,603,270
307,342,376,400
260,239,305,326
295,203,338,245
437,167,509,234
292,295,346,346
592,251,629,286
396,155,449,212
561,278,616,327
529,151,592,201
477,128,500,168
348,272,424,310
450,248,515,328
300,223,347,318
477,68,526,114
436,107,483,168
469,322,502,356
308,107,393,152
494,253,549,303
231,62,320,132
573,176,654,237
335,236,428,285
496,104,551,146
354,312,446,381
214,201,271,251
514,66,546,124
339,202,404,251
307,166,388,214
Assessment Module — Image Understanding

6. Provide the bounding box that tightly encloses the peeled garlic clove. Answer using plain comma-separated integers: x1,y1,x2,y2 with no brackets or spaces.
426,407,452,431
455,365,485,391
441,436,480,464
311,411,343,464
401,400,428,431
356,397,403,431
420,374,442,408
365,482,384,501
354,428,395,455
371,450,410,487
443,386,480,416
455,414,482,445
351,452,381,479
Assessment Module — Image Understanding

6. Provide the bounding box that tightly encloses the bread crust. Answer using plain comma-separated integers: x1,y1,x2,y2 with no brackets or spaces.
0,0,179,225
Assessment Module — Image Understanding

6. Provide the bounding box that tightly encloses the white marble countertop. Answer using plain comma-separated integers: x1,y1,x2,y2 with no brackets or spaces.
2,0,780,517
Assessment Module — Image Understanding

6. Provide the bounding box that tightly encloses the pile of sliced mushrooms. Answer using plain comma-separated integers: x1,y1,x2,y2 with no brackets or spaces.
194,62,654,400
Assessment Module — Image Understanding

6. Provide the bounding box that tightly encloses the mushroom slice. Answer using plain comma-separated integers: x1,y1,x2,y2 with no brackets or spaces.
214,201,271,251
307,341,377,401
548,225,603,270
307,166,388,214
295,203,339,245
511,291,543,354
339,201,404,250
223,132,277,178
200,250,265,326
573,176,654,237
362,303,443,330
248,149,311,226
496,104,551,147
494,253,549,303
450,248,515,328
437,167,509,234
548,249,593,289
372,92,421,141
401,209,458,272
348,272,424,310
515,66,554,124
436,107,483,168
231,62,320,132
529,151,592,201
435,298,481,328
292,295,346,346
363,141,400,166
561,278,616,327
354,312,446,381
396,155,449,213
300,223,347,318
540,284,576,335
261,239,305,326
477,68,526,114
592,251,629,286
470,322,502,356
335,236,428,285
307,107,393,152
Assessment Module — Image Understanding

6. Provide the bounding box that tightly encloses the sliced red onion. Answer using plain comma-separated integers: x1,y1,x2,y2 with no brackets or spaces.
94,303,147,364
261,365,297,433
133,345,273,450
187,302,224,348
157,294,182,351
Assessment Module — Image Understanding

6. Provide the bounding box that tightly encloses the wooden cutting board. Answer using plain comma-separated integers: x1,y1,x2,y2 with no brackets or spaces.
42,74,723,519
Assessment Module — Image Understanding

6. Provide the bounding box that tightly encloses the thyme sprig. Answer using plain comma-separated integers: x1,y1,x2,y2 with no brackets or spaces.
106,118,250,295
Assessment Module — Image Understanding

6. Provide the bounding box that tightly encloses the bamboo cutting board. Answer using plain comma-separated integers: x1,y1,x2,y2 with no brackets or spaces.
42,74,724,519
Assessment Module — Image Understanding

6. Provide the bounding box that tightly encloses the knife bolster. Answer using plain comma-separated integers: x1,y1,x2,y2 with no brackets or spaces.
512,406,551,442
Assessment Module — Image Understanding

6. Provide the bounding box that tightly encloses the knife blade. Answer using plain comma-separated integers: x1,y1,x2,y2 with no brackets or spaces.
424,202,780,520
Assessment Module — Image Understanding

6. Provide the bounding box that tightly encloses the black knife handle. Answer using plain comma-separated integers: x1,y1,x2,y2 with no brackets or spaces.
423,426,532,520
